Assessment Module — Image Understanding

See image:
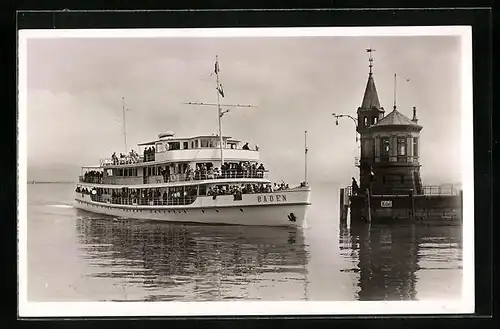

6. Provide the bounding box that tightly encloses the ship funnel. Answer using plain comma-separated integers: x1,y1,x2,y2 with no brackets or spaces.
158,131,175,140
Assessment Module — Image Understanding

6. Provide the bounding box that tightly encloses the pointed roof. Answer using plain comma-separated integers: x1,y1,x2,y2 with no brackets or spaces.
372,109,421,127
360,74,381,109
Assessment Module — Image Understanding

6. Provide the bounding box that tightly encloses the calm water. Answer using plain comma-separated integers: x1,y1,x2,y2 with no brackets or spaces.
26,183,462,302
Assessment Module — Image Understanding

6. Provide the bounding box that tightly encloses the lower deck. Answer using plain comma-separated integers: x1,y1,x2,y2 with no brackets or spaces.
74,189,311,227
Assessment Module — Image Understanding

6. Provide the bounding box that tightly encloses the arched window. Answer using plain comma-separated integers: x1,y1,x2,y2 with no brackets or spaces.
364,117,368,126
413,137,419,157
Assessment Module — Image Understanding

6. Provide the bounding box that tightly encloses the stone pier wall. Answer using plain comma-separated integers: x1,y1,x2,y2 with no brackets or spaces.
349,194,462,224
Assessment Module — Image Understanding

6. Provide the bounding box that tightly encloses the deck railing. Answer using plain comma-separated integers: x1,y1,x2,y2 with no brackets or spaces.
354,156,420,166
79,176,103,184
422,185,459,196
345,184,460,197
80,170,269,185
85,195,198,206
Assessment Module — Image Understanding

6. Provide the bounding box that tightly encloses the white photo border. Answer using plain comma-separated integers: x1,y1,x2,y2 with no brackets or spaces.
17,26,474,317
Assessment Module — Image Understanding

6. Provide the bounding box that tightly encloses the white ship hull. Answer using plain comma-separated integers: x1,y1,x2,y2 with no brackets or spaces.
74,187,311,228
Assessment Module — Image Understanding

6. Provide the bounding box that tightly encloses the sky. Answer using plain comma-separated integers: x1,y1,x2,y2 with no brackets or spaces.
25,33,464,185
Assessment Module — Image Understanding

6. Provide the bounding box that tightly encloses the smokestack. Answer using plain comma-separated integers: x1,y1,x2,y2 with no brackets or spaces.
412,106,418,123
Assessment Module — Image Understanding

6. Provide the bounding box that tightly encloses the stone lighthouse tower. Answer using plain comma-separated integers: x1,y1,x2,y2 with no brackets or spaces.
356,50,423,195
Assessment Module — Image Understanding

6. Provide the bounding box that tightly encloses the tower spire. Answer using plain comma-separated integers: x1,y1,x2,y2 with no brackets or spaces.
360,48,381,110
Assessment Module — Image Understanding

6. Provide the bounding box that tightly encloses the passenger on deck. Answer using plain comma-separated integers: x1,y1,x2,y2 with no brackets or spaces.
351,177,359,195
242,142,250,150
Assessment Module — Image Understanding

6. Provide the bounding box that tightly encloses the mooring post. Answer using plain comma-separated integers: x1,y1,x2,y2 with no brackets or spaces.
410,190,416,222
366,188,372,223
339,188,346,221
460,189,463,224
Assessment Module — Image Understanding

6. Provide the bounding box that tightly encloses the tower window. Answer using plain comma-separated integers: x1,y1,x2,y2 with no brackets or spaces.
380,137,391,157
364,117,368,126
413,137,419,157
397,137,407,156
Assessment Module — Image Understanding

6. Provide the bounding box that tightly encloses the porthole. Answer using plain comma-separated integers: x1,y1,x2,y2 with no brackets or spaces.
215,209,219,212
201,210,205,213
240,209,244,212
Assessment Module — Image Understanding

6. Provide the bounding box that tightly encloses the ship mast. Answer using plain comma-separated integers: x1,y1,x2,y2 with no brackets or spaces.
304,130,308,185
215,55,224,165
185,56,257,168
122,96,128,153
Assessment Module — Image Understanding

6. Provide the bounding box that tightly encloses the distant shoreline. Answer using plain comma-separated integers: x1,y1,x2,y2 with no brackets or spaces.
27,181,75,184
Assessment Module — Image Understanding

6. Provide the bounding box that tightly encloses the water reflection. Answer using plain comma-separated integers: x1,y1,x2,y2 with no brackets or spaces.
340,220,462,301
75,210,310,301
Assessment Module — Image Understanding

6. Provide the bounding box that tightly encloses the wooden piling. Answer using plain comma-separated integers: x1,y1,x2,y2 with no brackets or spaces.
366,188,372,223
410,190,416,222
460,190,463,224
339,188,345,221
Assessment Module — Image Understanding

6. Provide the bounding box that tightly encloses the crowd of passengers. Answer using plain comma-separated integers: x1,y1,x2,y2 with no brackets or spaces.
76,181,292,205
81,170,103,183
207,182,290,198
111,150,142,165
160,162,267,182
106,142,258,166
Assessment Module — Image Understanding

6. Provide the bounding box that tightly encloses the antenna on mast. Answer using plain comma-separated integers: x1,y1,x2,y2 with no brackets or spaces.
304,130,308,186
393,73,397,110
122,96,128,153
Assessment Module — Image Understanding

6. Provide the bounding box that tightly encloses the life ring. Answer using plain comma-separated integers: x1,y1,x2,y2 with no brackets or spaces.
169,174,177,182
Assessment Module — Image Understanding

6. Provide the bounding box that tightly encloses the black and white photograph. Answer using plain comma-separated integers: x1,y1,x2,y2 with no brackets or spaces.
18,26,474,316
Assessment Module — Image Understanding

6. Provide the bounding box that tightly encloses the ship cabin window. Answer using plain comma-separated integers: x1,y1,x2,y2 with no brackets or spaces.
168,142,180,150
183,141,189,150
228,142,237,149
106,169,113,176
156,143,165,153
198,184,207,196
194,140,199,148
200,139,210,148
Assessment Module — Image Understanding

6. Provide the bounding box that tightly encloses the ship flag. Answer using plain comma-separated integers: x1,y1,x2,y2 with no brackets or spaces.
214,60,220,74
218,84,225,98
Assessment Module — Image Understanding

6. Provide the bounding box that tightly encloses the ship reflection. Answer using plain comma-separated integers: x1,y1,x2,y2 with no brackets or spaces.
75,210,309,301
340,220,462,301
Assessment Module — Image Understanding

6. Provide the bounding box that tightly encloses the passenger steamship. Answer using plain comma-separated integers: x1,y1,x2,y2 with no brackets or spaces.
74,57,311,227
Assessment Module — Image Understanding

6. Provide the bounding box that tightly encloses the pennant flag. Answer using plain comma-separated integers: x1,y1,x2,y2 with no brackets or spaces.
305,147,308,154
218,84,225,98
214,61,220,74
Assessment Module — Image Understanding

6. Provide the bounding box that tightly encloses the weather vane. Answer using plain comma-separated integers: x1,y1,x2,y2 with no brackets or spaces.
366,48,375,75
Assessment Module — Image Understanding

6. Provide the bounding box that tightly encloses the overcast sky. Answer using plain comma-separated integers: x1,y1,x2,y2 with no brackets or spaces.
25,34,463,185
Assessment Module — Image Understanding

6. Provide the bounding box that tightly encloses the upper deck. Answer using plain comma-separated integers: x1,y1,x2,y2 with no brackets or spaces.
100,133,260,167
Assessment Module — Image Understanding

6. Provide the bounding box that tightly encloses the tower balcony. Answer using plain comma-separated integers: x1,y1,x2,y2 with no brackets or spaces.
355,156,420,167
